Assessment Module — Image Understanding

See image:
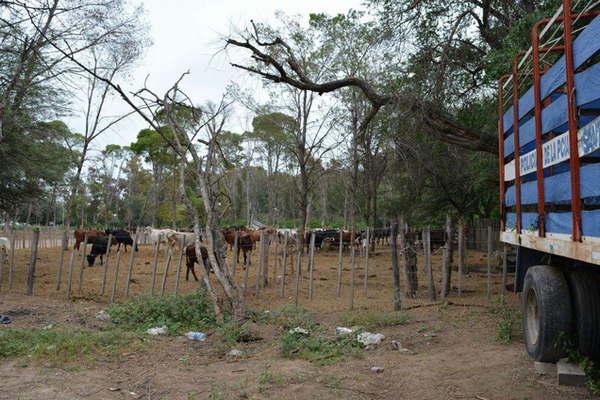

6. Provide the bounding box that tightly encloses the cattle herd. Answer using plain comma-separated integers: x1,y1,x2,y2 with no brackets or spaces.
63,226,397,280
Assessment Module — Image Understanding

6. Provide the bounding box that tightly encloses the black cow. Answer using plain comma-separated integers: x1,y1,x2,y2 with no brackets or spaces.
86,236,109,267
305,229,339,252
105,229,137,252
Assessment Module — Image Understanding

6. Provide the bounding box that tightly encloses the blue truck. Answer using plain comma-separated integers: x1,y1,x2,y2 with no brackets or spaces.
498,0,600,362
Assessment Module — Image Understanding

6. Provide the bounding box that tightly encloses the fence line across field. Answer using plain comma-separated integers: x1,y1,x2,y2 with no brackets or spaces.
0,222,508,309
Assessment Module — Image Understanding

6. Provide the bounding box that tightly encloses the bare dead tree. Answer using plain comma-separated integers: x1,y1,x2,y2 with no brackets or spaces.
224,22,494,154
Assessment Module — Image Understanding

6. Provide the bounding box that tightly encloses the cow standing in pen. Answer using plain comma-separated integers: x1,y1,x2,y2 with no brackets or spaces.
105,229,137,252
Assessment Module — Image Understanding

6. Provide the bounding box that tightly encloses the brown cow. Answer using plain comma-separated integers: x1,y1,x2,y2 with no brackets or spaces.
222,227,248,250
185,244,210,281
74,229,106,250
246,227,276,247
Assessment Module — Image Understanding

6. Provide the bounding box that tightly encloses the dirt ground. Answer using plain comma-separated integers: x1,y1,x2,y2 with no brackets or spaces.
0,241,595,399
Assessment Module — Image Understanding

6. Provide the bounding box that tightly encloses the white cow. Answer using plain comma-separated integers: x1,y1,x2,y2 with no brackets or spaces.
143,227,176,246
170,231,197,248
276,228,298,243
143,227,197,249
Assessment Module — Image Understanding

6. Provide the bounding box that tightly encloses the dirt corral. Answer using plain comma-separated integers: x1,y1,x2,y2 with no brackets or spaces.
0,242,594,399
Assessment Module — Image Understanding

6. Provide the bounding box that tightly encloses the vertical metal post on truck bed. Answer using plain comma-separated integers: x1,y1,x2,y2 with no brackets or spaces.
498,76,508,232
512,56,523,234
562,0,582,242
531,23,547,237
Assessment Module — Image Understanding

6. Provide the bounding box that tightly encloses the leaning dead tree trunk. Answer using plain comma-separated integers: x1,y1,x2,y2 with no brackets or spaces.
398,216,417,298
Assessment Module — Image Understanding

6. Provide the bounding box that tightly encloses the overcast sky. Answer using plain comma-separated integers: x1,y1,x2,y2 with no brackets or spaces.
72,0,363,153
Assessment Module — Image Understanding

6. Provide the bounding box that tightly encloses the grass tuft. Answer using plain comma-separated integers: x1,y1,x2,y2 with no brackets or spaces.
268,305,317,332
339,310,411,330
490,301,518,345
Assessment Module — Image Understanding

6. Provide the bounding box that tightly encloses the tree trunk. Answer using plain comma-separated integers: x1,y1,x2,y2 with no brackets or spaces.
151,164,160,227
171,166,177,229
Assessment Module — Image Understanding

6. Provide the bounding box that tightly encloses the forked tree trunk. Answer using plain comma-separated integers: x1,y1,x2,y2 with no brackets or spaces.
169,116,245,322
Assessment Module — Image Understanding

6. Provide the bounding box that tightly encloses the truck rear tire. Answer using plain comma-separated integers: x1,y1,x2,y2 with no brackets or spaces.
566,269,600,359
522,265,573,362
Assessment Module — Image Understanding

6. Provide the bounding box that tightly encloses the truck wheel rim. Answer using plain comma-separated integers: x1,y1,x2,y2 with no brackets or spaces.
526,287,540,346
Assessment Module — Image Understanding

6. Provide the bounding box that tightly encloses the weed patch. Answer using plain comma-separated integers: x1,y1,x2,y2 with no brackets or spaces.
0,327,135,365
107,292,215,335
280,330,362,366
491,301,519,345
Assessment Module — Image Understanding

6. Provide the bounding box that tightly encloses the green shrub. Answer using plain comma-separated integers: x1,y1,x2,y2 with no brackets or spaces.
107,291,215,335
339,310,411,330
0,327,134,364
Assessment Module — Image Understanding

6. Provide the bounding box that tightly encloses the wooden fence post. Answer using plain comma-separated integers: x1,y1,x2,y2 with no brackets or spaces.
294,233,302,307
256,231,265,296
458,219,465,297
150,236,161,295
272,235,278,286
109,249,123,303
0,248,4,292
280,233,288,297
124,234,138,297
232,231,239,277
174,237,185,295
308,232,315,300
55,230,68,291
8,228,16,290
100,234,113,296
363,227,370,297
399,217,418,298
243,252,251,296
349,236,356,310
336,229,343,297
441,214,453,299
264,232,270,287
76,234,88,293
66,250,76,298
390,223,402,310
501,244,508,302
424,227,436,301
160,246,172,297
487,225,492,300
26,228,40,296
